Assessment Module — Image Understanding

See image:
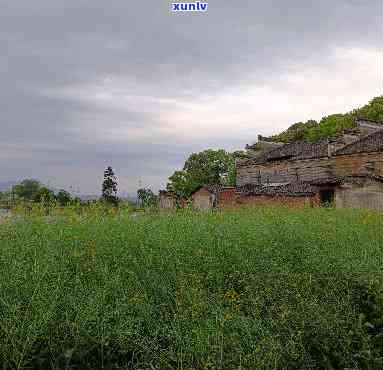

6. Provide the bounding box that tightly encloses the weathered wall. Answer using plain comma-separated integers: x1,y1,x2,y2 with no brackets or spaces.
357,120,383,136
159,194,175,210
334,152,383,178
192,188,213,210
335,180,383,211
237,158,333,186
237,152,383,187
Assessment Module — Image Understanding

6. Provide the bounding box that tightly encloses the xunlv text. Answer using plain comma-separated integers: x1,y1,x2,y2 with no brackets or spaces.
172,2,208,12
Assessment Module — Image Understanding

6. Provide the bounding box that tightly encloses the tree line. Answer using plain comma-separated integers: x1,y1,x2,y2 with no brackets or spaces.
0,167,158,210
0,167,120,207
0,179,74,206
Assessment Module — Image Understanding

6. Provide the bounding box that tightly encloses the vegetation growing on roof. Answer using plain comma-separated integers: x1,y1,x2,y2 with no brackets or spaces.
264,96,383,144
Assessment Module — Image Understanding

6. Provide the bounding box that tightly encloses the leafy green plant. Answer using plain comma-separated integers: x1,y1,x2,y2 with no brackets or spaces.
264,95,383,144
0,207,382,369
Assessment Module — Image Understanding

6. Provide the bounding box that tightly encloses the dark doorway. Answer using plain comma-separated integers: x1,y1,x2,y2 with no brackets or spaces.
319,188,335,206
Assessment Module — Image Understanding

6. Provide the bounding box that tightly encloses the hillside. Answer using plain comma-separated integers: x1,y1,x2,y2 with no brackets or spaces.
264,95,383,144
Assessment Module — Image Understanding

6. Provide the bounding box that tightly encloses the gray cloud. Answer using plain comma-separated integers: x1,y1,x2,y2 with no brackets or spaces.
1,0,383,194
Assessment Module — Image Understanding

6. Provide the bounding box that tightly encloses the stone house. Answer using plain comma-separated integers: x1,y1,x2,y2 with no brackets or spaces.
159,118,383,211
236,118,383,210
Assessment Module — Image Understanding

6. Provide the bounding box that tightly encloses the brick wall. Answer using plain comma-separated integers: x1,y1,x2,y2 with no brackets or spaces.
218,188,237,208
229,193,320,208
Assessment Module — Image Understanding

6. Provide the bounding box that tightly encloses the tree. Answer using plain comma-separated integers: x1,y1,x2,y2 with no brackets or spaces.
227,151,247,186
33,187,55,203
102,166,118,206
12,179,42,200
166,149,236,198
137,188,157,208
355,96,383,122
166,170,192,198
56,190,72,206
269,120,319,143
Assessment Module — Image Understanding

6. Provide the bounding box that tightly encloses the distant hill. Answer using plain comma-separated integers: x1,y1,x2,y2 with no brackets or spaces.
260,95,383,144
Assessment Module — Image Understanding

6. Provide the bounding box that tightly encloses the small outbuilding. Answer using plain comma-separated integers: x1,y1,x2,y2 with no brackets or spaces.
191,185,237,210
191,186,217,211
158,190,177,210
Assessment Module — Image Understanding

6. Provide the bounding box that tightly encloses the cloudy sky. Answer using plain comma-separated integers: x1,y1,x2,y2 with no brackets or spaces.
2,0,383,195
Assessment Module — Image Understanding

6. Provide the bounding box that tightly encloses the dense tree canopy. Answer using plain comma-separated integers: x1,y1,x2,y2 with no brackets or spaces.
56,190,72,206
33,187,55,203
355,96,383,122
12,179,42,200
10,179,74,206
166,149,240,198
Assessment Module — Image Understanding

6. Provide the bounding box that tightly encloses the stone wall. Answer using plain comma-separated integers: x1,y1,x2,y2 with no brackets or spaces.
238,152,383,187
237,157,333,187
334,152,383,178
356,119,383,136
336,179,383,211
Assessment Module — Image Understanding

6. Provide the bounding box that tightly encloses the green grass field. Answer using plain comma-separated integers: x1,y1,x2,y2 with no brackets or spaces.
0,207,383,369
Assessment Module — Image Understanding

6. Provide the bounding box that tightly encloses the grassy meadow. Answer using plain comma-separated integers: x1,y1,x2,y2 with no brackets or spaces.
0,206,383,369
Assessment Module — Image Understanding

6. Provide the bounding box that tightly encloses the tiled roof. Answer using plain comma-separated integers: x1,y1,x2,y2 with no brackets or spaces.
236,182,318,196
239,140,329,167
191,185,235,195
309,177,342,186
334,130,383,156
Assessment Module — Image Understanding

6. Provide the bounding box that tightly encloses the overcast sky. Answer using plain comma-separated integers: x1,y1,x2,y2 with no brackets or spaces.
2,0,383,195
